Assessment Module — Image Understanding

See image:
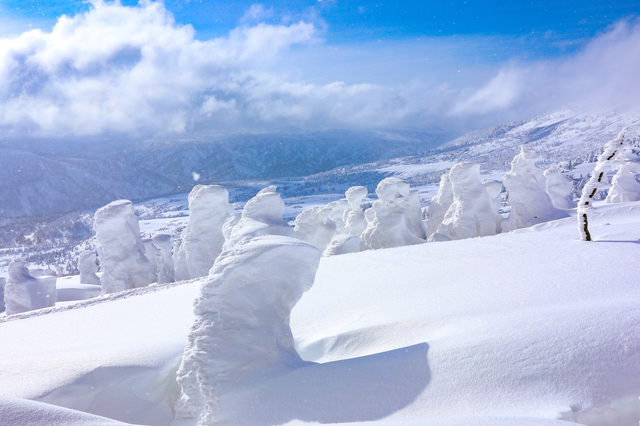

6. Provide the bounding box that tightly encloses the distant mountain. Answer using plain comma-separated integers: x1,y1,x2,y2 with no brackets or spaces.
0,128,453,217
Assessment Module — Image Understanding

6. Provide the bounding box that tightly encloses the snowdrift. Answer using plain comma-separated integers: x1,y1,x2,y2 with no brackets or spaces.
0,202,639,425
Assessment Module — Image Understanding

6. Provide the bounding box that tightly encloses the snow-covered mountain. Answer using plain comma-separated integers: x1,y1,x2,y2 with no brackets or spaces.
0,128,451,218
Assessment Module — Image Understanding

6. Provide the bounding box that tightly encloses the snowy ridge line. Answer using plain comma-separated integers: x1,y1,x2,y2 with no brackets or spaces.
0,278,201,323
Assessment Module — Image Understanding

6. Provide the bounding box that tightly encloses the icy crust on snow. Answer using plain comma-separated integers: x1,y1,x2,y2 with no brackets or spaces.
503,146,568,230
93,200,150,294
175,185,231,281
4,260,57,316
436,163,497,240
360,177,425,250
223,186,294,250
175,235,321,423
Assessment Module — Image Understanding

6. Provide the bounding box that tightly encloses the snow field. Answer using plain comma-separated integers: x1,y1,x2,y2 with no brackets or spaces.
0,202,638,425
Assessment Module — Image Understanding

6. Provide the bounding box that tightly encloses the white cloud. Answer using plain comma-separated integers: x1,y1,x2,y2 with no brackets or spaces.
451,19,640,119
0,1,639,140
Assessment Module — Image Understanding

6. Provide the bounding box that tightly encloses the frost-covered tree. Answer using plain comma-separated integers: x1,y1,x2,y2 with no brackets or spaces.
0,277,6,312
141,238,160,284
77,250,100,285
503,146,567,230
606,162,640,203
578,128,634,241
426,172,453,239
174,236,321,423
341,186,368,236
544,165,575,209
4,260,57,316
175,185,232,281
482,179,504,234
360,177,425,250
437,163,497,240
224,186,295,251
153,234,175,284
294,206,337,251
94,200,150,294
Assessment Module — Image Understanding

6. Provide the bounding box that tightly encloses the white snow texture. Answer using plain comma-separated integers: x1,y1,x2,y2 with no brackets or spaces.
175,185,231,281
4,260,57,316
77,250,101,285
93,199,150,294
175,235,321,424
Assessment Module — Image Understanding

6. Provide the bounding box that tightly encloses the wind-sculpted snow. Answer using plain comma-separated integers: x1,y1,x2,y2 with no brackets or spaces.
174,185,231,281
93,200,150,294
223,186,294,250
503,146,568,231
324,234,361,256
436,163,497,240
4,260,57,316
175,235,321,423
360,177,425,250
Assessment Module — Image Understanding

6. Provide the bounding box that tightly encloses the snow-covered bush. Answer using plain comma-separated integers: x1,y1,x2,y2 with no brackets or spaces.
175,185,231,281
175,235,321,423
93,200,150,294
324,234,361,256
153,234,175,284
4,260,57,316
294,206,336,251
341,186,368,236
224,186,294,250
482,179,504,234
437,163,497,240
360,177,425,250
544,165,575,209
77,250,100,285
426,172,453,239
503,146,567,230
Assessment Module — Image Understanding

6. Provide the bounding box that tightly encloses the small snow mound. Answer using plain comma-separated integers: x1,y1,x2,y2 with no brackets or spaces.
4,260,57,316
324,234,361,256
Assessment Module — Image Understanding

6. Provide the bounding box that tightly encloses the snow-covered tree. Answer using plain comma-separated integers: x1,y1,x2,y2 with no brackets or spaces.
294,206,337,251
77,250,100,285
503,146,567,230
578,128,634,241
426,172,453,239
175,235,321,423
4,260,57,315
175,185,232,281
360,177,425,250
437,163,497,240
94,200,150,294
224,186,294,251
544,165,575,209
153,234,175,284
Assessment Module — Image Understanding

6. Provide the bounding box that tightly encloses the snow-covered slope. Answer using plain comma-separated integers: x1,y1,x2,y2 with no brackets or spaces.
1,201,639,426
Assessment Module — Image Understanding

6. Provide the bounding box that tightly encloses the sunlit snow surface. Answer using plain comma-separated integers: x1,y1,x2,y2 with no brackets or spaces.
1,202,639,425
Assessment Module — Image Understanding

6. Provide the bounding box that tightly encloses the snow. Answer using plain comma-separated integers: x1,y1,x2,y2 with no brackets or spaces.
174,185,231,281
324,234,361,256
0,201,639,425
294,206,336,251
175,235,321,423
77,250,101,285
606,162,640,203
436,163,497,240
360,177,425,250
503,147,568,230
94,200,150,294
4,260,57,315
544,166,575,209
425,172,453,239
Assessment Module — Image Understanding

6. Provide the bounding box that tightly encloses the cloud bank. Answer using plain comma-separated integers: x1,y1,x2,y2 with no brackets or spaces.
0,1,639,139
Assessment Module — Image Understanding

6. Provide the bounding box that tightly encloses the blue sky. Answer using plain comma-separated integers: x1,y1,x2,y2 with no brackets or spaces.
0,1,639,139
